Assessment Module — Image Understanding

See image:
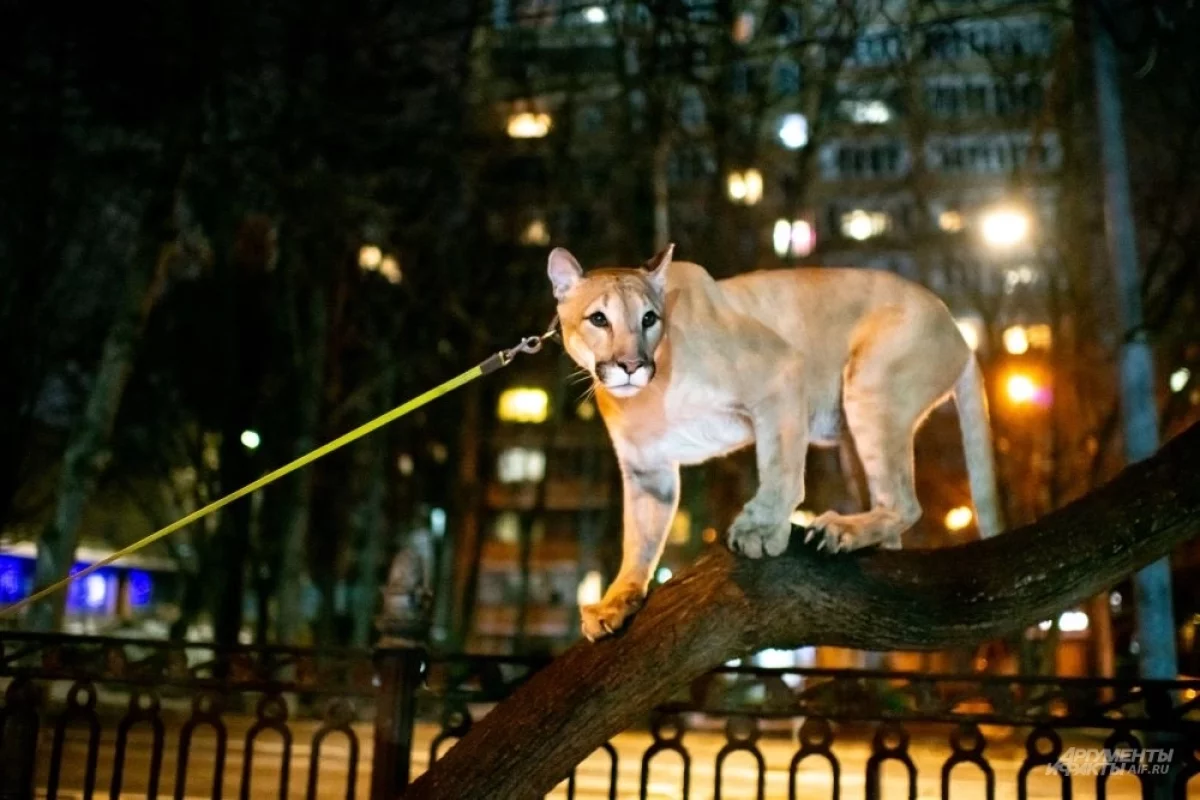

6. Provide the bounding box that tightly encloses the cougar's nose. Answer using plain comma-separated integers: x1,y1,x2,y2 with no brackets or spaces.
616,358,646,375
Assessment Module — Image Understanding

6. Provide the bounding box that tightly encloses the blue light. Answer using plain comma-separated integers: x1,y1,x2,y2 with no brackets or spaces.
66,564,112,611
0,556,26,603
127,570,153,607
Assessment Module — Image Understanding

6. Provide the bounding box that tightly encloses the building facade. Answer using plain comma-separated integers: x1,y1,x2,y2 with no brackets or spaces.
458,0,1108,669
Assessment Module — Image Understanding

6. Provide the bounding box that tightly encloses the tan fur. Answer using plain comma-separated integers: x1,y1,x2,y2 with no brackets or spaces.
548,246,1002,641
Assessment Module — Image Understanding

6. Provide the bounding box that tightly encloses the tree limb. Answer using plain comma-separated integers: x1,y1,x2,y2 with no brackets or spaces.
408,422,1200,799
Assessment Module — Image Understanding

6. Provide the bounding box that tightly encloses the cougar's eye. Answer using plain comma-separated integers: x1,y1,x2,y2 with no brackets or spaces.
642,310,659,329
588,311,609,328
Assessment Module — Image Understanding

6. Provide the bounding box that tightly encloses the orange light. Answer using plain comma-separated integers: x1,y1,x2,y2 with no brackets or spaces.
1005,373,1038,405
944,506,974,531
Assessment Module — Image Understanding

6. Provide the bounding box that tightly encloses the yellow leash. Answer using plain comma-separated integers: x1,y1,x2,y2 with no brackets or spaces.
2,324,557,619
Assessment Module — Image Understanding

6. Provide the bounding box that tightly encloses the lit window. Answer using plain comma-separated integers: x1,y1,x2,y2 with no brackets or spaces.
497,387,549,423
1003,266,1038,294
756,648,797,669
841,99,892,124
938,210,964,232
577,570,603,606
1002,326,1029,355
980,207,1030,247
1003,324,1051,354
519,219,550,246
778,113,809,149
727,169,762,205
732,11,755,43
773,219,815,258
669,509,691,545
1025,323,1051,349
841,209,889,240
1058,610,1089,632
496,447,546,483
84,573,108,608
507,111,552,139
494,511,520,543
127,571,153,607
727,172,746,201
0,557,23,603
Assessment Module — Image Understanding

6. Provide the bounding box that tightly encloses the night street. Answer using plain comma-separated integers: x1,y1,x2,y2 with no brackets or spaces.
4,0,1200,796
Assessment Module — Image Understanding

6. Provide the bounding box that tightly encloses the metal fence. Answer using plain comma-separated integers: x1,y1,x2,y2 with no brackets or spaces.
0,631,1197,799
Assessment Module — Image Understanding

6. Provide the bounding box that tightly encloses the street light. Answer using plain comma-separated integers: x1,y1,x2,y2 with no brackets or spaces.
358,245,382,269
944,505,974,532
778,114,809,150
980,207,1030,248
1005,373,1039,405
240,429,261,450
1002,326,1030,355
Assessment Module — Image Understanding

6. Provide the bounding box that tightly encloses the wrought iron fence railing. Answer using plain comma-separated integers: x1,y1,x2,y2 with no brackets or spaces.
0,631,1196,799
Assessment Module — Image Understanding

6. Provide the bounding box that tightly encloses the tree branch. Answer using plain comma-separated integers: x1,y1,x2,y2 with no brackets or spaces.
408,422,1200,799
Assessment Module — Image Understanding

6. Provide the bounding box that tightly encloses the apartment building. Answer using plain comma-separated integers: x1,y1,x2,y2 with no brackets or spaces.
461,0,1076,659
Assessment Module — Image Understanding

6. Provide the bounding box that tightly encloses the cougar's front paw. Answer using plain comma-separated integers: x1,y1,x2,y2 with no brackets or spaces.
581,583,645,642
727,509,791,559
806,511,901,553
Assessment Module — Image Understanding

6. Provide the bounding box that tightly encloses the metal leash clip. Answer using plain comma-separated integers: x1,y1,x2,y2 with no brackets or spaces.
481,316,560,374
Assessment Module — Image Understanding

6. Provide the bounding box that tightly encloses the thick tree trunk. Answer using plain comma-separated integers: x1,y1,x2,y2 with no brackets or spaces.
408,423,1200,799
29,193,174,630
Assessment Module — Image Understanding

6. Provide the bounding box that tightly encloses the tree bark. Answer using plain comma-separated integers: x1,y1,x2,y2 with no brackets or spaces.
29,190,175,630
408,422,1200,800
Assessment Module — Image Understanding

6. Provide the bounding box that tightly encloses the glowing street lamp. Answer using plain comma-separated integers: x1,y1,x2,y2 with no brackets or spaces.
1005,373,1039,405
240,429,261,450
778,113,809,150
1002,325,1030,355
944,505,974,532
358,245,382,269
980,207,1030,248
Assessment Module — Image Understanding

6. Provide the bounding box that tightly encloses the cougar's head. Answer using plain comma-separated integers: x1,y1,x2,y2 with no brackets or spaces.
547,245,673,399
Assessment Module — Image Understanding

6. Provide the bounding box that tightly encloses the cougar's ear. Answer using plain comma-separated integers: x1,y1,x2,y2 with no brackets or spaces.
642,243,674,293
548,247,584,301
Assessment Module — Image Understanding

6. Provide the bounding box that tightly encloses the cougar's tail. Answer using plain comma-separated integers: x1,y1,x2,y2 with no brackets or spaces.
954,356,1004,537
